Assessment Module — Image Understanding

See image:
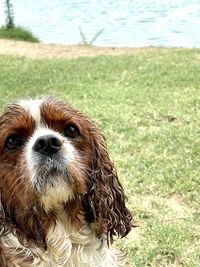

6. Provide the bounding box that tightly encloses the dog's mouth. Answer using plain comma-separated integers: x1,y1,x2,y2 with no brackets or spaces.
33,156,71,191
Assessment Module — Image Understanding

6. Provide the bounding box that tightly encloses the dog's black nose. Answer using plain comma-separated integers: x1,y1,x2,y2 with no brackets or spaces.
33,135,62,156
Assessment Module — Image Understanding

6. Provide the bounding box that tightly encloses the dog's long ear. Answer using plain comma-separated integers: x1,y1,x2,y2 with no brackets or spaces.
0,189,48,248
0,192,7,238
85,126,132,244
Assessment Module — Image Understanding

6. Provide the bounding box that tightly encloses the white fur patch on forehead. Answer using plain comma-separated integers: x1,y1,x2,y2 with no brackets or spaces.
18,99,44,125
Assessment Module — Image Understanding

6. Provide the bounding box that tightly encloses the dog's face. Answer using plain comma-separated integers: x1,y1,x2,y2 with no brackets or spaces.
0,98,132,247
0,99,92,208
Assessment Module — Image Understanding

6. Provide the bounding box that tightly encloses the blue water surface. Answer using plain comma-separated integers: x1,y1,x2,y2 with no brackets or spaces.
0,0,200,47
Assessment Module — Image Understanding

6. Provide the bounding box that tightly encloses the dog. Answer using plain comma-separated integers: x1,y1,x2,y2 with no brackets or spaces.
0,98,132,267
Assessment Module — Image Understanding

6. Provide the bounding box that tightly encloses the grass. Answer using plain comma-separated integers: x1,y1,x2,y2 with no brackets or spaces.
0,48,200,266
79,26,104,46
0,26,39,42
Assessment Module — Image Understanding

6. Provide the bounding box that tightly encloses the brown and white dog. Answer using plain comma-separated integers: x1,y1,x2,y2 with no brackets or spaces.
0,98,132,267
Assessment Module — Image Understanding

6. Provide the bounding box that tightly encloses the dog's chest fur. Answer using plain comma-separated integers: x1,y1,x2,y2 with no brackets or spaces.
0,221,121,267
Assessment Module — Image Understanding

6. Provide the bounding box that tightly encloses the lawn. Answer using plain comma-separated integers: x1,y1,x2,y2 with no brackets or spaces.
0,48,200,266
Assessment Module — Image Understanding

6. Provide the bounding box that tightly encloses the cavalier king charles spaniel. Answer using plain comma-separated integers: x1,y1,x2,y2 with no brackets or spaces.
0,98,132,267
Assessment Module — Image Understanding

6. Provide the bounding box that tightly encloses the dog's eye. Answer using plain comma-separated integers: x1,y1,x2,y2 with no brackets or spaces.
64,125,80,139
5,136,25,151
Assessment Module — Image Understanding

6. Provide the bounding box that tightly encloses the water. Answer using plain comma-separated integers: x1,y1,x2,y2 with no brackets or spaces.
0,0,200,47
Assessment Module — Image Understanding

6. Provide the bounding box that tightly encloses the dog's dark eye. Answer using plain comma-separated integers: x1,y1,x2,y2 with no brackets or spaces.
5,136,25,151
64,125,80,139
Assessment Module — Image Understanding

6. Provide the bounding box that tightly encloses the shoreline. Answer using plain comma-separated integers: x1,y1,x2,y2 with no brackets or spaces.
0,39,187,59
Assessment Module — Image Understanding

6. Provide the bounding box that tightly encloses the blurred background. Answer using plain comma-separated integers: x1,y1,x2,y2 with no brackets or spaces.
0,0,200,47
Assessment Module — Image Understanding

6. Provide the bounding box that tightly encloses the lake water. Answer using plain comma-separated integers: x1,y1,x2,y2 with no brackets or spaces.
0,0,200,47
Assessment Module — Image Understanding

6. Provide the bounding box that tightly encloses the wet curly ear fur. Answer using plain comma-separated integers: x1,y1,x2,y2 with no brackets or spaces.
85,127,133,244
0,191,50,249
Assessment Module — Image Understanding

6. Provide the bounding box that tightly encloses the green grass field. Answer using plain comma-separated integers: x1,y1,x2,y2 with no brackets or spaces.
0,48,200,266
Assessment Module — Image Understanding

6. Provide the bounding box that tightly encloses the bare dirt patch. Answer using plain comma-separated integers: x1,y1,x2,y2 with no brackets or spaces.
166,194,186,212
0,39,168,59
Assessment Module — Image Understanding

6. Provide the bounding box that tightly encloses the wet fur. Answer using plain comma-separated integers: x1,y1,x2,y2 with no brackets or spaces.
0,98,132,266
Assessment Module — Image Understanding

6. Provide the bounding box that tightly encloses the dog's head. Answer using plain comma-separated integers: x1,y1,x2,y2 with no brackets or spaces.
0,98,132,247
